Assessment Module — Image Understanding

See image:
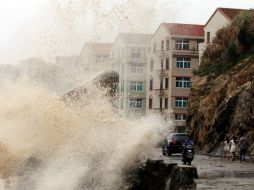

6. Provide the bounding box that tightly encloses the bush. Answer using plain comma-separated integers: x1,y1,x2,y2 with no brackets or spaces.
193,62,229,77
195,10,254,77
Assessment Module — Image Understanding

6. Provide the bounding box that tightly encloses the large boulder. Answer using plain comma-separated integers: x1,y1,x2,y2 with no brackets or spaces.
127,159,198,190
61,71,119,105
167,165,198,190
188,57,254,153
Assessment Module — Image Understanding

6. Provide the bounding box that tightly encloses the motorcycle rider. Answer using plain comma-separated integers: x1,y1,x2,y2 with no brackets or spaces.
182,134,194,165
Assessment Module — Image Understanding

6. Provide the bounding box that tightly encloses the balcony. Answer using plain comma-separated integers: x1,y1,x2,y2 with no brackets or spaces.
174,120,186,127
154,88,165,96
153,108,165,113
126,57,147,63
172,48,199,57
155,69,165,77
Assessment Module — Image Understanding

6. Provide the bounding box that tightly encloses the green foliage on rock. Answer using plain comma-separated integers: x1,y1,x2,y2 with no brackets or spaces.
194,10,254,77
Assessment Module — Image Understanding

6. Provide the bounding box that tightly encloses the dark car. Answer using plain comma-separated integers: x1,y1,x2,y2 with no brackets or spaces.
162,133,189,156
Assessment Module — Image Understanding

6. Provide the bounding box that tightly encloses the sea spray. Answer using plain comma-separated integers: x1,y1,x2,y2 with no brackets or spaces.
0,81,169,190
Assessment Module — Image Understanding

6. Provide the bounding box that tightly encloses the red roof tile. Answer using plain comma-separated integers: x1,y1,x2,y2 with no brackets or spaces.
163,23,204,37
205,7,247,26
218,8,245,21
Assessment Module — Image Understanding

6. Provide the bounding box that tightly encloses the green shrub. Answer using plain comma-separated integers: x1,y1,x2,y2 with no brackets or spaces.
196,10,254,77
193,61,229,77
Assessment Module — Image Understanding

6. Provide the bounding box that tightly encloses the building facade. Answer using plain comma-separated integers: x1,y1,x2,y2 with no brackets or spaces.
147,23,204,132
55,55,80,67
111,33,151,117
80,42,112,72
199,8,245,62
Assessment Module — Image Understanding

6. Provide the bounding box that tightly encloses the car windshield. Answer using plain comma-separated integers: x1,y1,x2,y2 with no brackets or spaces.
173,134,188,141
165,133,189,142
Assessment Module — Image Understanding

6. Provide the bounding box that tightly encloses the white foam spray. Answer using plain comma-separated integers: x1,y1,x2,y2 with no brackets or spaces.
0,80,170,190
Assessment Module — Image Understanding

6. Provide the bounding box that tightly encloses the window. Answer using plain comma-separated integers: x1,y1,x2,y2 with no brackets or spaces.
176,77,191,88
161,40,164,50
175,39,189,50
121,99,124,109
175,97,188,108
160,78,163,90
150,60,154,71
175,114,187,121
160,97,163,110
207,32,210,43
150,78,153,90
166,39,170,50
130,99,143,108
165,97,168,109
118,49,121,58
130,81,143,91
149,97,153,109
131,63,143,73
166,58,169,70
161,59,164,69
131,48,141,58
176,58,191,68
165,77,169,89
153,43,156,52
120,81,124,93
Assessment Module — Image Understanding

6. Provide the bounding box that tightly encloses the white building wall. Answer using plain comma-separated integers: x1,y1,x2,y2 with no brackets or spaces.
112,35,150,117
205,11,230,43
199,11,230,64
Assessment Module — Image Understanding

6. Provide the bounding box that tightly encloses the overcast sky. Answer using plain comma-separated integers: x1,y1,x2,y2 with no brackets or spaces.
0,0,253,64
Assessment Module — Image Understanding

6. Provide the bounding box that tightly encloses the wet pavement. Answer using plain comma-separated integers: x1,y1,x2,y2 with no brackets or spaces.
151,148,254,190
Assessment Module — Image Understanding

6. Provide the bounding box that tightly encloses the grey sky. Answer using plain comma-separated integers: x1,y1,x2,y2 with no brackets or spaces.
0,0,253,64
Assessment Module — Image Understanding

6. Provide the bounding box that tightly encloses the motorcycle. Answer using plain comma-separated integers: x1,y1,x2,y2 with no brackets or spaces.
182,142,194,165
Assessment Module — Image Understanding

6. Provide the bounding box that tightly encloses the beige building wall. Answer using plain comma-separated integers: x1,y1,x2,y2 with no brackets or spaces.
112,33,151,117
199,10,230,63
80,43,112,72
205,11,230,43
147,24,204,132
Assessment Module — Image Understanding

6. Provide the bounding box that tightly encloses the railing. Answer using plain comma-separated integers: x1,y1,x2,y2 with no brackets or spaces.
174,120,186,127
153,108,165,113
155,69,165,77
172,48,199,55
152,48,198,54
154,88,165,96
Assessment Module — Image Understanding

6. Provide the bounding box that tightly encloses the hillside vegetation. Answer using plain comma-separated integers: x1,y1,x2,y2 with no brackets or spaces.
188,10,254,153
194,10,254,77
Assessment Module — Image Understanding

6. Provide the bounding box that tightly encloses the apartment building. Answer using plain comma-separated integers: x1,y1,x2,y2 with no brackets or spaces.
111,33,151,117
55,55,80,67
147,23,204,132
199,8,245,62
80,42,112,72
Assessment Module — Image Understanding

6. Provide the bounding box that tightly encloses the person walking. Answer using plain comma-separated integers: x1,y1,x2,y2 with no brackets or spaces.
230,136,237,161
223,136,230,160
239,132,248,162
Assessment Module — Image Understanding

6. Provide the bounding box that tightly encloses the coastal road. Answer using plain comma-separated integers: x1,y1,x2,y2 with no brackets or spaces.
151,148,254,190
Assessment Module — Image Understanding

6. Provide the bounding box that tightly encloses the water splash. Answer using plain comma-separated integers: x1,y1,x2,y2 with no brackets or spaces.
0,80,169,190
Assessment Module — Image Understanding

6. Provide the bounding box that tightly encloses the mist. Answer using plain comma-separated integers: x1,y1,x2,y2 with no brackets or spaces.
0,81,169,189
0,0,179,64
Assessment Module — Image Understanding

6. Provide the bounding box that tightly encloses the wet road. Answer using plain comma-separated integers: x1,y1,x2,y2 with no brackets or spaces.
151,148,254,190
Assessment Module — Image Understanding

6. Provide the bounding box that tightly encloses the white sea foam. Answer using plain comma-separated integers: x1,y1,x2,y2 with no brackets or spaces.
0,81,170,190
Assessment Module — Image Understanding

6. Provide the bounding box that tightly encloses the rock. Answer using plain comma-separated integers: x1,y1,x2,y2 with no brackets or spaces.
127,159,177,190
126,159,198,190
61,71,119,105
188,58,254,153
167,165,198,190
